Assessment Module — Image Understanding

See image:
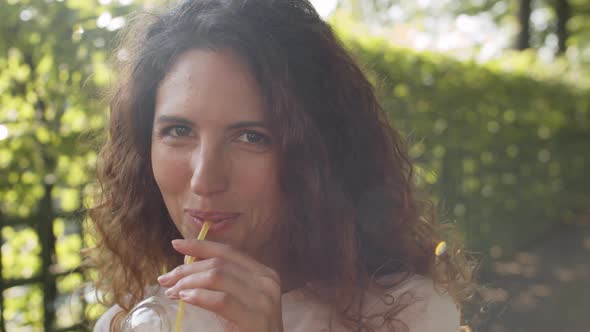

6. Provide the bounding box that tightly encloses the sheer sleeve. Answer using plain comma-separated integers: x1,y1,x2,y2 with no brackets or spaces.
395,278,460,332
92,285,163,332
93,304,123,332
366,275,460,332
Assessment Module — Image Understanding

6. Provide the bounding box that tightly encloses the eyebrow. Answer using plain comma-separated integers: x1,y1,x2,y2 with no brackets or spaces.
154,116,268,130
227,121,268,130
154,115,194,126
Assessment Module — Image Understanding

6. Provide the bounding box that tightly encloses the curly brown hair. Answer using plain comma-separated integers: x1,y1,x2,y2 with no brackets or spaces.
88,0,476,331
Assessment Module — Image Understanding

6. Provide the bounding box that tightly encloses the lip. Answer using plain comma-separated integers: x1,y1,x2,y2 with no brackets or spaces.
185,210,241,222
185,210,241,234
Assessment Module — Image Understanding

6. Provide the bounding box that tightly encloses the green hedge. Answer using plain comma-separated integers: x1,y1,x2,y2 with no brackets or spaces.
340,31,590,256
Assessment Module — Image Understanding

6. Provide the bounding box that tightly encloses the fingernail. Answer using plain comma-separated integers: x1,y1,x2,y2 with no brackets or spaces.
179,290,191,299
165,288,177,298
172,240,184,248
157,274,170,284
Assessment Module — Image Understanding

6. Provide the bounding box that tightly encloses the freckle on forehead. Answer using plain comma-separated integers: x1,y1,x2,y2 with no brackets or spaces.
185,73,194,91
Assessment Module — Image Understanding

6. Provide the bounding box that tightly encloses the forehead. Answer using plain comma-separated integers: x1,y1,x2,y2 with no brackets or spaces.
155,49,266,121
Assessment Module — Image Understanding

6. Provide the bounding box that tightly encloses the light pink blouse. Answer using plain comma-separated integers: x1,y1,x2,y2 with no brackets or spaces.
94,274,460,332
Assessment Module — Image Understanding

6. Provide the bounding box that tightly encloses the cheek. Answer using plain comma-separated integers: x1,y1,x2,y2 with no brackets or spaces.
232,153,283,211
240,153,278,184
151,145,192,195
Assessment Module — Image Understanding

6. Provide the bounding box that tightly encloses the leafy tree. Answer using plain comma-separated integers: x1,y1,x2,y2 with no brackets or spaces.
516,0,532,50
555,0,571,54
0,0,139,329
334,0,589,59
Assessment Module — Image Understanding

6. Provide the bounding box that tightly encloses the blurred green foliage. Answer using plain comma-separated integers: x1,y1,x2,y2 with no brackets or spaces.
337,26,590,256
0,0,588,330
0,0,138,330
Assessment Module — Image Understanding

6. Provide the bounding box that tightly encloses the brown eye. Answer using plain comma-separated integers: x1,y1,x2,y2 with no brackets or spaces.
236,131,270,145
163,125,192,137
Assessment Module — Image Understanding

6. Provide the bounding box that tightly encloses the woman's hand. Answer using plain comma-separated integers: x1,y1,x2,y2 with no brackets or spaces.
157,239,284,332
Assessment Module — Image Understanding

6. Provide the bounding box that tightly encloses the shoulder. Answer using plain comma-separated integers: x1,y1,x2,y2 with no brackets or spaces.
93,285,162,332
365,274,460,332
93,304,123,332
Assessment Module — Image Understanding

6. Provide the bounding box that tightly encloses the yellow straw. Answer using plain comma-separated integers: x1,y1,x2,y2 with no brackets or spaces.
174,221,212,332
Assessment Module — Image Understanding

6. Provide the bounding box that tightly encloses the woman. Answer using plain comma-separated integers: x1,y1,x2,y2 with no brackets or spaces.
89,0,474,331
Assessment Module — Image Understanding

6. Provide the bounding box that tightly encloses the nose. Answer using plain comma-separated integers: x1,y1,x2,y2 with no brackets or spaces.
190,140,229,197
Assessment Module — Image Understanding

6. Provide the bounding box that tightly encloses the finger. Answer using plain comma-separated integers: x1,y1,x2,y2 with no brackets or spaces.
171,239,279,282
160,257,281,318
158,257,245,287
163,262,252,303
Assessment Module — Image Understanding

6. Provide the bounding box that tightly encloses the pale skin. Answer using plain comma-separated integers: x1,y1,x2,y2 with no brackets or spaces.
151,49,287,331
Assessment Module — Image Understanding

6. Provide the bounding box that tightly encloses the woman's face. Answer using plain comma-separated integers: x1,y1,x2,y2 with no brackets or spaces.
151,49,284,263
